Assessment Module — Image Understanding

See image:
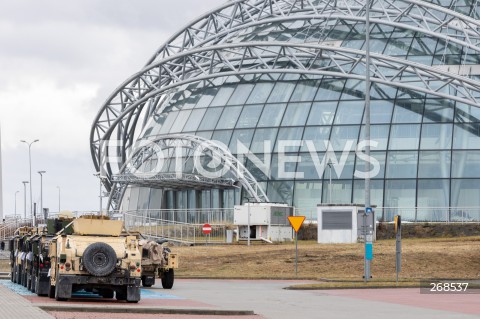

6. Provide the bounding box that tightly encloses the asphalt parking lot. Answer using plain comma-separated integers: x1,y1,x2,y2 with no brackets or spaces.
2,279,480,319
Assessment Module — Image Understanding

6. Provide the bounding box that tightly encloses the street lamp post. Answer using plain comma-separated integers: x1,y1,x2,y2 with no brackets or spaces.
22,181,29,220
94,172,104,214
56,186,61,212
20,139,39,219
243,197,252,247
38,171,46,221
14,190,19,226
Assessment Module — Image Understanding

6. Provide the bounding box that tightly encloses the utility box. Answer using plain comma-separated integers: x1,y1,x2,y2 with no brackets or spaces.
234,203,293,242
317,204,376,244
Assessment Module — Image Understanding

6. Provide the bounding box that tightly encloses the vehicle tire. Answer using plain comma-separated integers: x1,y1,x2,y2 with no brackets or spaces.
116,288,127,301
161,269,174,289
55,284,68,301
141,276,154,288
12,266,17,283
82,242,117,277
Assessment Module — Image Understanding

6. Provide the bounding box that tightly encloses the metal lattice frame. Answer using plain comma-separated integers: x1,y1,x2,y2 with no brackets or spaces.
91,0,480,208
109,134,269,208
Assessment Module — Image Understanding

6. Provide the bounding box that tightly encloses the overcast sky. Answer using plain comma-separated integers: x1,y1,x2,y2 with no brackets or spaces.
0,0,227,217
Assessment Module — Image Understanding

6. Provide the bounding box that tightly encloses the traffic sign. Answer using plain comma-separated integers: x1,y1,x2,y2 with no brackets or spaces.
202,223,212,235
288,216,306,233
365,207,373,215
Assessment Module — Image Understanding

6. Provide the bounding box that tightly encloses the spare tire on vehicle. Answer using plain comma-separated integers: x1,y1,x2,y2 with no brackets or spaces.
82,242,117,277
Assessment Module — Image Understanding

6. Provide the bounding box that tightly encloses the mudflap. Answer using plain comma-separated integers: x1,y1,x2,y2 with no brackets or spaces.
127,279,140,302
37,274,50,296
56,275,72,299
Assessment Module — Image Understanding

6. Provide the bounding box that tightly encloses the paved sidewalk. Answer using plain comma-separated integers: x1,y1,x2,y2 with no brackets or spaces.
0,283,53,319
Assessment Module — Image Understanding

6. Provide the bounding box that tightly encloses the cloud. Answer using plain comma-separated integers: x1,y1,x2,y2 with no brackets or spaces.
0,0,227,216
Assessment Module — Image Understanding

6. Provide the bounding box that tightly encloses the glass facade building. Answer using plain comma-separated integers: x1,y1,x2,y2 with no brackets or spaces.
92,0,480,222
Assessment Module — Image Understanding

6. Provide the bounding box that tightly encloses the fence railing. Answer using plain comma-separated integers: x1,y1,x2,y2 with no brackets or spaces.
122,211,228,244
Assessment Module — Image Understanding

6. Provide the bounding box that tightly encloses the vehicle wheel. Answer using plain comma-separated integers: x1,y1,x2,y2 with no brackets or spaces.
48,285,55,299
82,242,116,277
30,274,36,293
161,269,174,289
12,266,17,283
141,276,154,288
116,288,127,301
127,300,139,303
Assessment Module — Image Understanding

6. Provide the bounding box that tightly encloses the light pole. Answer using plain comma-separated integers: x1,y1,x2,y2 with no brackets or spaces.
22,181,29,219
327,162,333,204
14,190,19,226
243,197,252,247
94,172,104,214
20,139,39,218
56,186,61,212
38,171,46,220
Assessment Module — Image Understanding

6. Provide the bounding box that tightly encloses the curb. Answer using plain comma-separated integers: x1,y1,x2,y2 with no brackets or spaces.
37,304,255,316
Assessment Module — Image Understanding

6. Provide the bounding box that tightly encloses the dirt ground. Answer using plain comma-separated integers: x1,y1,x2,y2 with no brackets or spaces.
173,237,480,280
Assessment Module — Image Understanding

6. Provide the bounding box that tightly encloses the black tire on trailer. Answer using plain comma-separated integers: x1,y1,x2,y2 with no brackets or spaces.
82,242,117,277
161,269,174,289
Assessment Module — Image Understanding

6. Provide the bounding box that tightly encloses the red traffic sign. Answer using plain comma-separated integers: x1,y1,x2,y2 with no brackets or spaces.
202,223,212,235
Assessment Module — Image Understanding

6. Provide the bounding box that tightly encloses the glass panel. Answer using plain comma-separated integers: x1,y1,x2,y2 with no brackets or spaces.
183,108,207,132
169,110,192,133
420,123,452,149
246,83,274,104
227,84,254,105
386,151,418,178
364,100,393,124
236,104,263,128
417,179,450,220
211,130,233,148
453,123,480,149
267,181,294,205
354,151,386,179
274,127,304,152
198,108,223,131
452,151,480,177
359,125,389,150
341,79,365,100
258,103,287,127
159,111,179,134
267,82,296,103
353,179,384,208
209,86,235,107
216,106,242,129
389,124,420,150
451,179,480,208
306,101,337,125
322,180,352,204
194,88,217,108
297,152,325,180
418,151,451,178
281,102,311,126
290,80,319,102
455,102,480,123
391,99,424,123
384,179,416,220
127,187,140,211
294,181,322,219
314,79,345,101
423,99,454,122
334,101,364,124
301,126,331,152
271,154,299,179
137,187,151,210
228,129,255,154
250,128,278,153
330,125,360,151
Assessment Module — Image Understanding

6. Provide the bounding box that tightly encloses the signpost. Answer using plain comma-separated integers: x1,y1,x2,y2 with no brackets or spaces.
364,207,373,282
394,215,402,284
288,216,306,275
202,223,212,245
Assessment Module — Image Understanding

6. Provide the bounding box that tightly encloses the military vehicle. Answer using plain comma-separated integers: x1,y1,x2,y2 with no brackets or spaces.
48,215,142,302
10,227,35,286
140,239,178,289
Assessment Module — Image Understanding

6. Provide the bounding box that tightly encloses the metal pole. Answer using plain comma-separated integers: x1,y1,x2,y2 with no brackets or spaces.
38,171,46,221
22,181,28,220
247,200,251,247
328,163,332,204
57,186,61,212
364,0,372,283
20,139,39,219
15,190,19,227
295,231,298,275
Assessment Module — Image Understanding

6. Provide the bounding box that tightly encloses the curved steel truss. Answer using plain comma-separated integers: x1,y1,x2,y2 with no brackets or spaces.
109,134,269,208
91,0,480,208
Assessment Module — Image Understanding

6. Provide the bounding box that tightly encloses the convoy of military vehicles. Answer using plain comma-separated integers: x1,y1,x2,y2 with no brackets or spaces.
3,214,178,303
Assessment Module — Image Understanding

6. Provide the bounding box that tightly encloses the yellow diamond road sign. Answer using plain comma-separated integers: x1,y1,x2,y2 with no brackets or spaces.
288,216,306,233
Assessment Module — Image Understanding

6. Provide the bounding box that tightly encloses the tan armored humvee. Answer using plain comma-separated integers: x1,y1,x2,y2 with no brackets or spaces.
140,239,178,288
48,215,142,302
